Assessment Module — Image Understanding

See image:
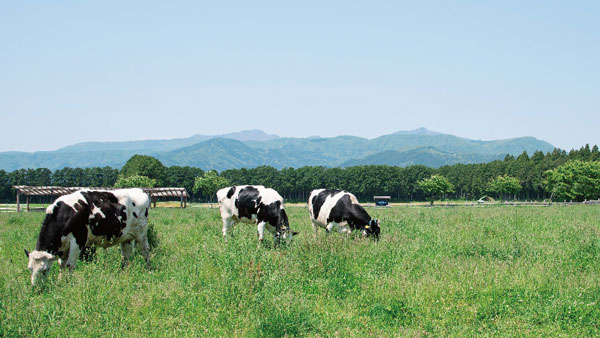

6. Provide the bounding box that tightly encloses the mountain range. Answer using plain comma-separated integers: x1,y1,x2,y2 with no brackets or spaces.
0,128,555,171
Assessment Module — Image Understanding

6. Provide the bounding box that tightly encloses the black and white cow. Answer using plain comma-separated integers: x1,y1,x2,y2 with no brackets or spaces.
307,189,380,239
25,188,151,285
217,185,297,243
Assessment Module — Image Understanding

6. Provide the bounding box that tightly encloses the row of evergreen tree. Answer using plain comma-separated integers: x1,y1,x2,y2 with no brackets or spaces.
1,144,598,204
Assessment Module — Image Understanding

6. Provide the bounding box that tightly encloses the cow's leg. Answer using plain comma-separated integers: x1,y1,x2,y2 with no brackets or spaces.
257,221,266,242
311,221,320,234
334,221,351,237
120,241,134,268
57,243,70,280
58,258,67,280
65,237,81,270
340,225,352,236
325,222,337,235
134,231,151,268
222,217,234,240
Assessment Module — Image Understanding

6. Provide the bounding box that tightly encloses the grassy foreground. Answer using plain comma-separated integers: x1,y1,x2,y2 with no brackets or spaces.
1,205,599,337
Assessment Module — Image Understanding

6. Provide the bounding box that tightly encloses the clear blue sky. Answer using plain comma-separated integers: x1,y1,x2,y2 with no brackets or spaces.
1,1,598,152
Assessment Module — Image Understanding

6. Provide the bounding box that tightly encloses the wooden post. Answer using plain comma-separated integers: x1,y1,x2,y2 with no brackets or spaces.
180,192,184,209
16,192,20,213
184,197,187,209
27,196,30,212
153,197,157,208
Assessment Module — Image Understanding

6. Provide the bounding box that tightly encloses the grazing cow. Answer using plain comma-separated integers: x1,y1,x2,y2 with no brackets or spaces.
25,188,151,285
217,185,297,243
307,189,380,239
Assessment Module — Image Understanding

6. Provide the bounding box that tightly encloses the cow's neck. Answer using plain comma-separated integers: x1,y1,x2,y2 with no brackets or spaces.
348,205,370,228
35,218,63,255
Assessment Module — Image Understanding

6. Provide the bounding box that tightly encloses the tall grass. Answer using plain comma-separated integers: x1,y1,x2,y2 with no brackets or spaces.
1,205,599,337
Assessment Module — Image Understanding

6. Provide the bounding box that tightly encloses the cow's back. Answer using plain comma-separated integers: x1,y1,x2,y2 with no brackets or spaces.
111,188,150,226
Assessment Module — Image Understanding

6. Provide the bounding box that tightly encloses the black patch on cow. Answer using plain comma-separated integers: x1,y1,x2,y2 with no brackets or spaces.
227,186,236,199
132,202,136,207
36,201,77,254
327,194,372,230
145,208,148,218
310,189,342,220
257,200,289,230
235,186,261,220
133,212,138,218
80,191,127,242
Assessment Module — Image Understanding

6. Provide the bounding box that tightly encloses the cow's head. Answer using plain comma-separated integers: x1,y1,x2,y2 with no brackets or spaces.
277,209,298,242
25,249,57,285
362,219,381,240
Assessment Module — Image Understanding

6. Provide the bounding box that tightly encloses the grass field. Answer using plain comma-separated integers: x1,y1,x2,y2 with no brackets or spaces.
1,205,599,337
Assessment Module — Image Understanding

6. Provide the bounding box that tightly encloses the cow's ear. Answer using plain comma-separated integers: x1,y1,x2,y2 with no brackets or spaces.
24,249,30,258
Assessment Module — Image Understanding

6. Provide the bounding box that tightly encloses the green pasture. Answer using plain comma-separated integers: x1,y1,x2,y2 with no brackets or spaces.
1,205,599,337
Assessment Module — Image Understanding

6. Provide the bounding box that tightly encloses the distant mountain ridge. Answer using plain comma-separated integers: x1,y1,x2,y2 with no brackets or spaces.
394,127,442,136
0,128,556,171
56,129,280,153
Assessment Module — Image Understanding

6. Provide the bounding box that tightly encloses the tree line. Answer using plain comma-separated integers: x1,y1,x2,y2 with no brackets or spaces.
1,144,598,204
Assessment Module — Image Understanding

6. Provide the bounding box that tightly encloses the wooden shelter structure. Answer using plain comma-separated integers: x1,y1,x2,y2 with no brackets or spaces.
12,185,189,212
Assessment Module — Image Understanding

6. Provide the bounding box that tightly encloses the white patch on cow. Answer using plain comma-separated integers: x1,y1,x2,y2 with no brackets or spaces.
91,205,105,219
256,186,284,206
307,188,325,221
46,191,87,214
257,221,266,241
65,236,81,267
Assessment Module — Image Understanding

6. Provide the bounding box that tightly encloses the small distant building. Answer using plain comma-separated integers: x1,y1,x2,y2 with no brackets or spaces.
373,195,391,206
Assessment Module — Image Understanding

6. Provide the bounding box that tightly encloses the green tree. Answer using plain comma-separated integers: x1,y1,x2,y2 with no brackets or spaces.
167,166,204,200
405,165,435,201
488,175,521,200
120,155,167,186
417,175,455,205
592,145,600,161
0,170,9,203
114,175,156,188
193,170,230,202
545,160,600,202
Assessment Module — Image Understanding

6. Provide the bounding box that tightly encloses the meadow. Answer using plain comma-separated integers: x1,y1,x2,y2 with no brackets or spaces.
1,205,599,337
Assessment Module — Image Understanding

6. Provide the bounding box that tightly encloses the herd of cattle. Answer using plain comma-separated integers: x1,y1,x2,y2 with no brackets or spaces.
25,186,381,285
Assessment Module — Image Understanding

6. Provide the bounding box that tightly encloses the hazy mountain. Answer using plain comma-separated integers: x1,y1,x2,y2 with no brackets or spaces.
161,138,339,171
393,127,442,136
341,147,498,168
0,128,556,171
0,150,139,171
55,129,280,153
